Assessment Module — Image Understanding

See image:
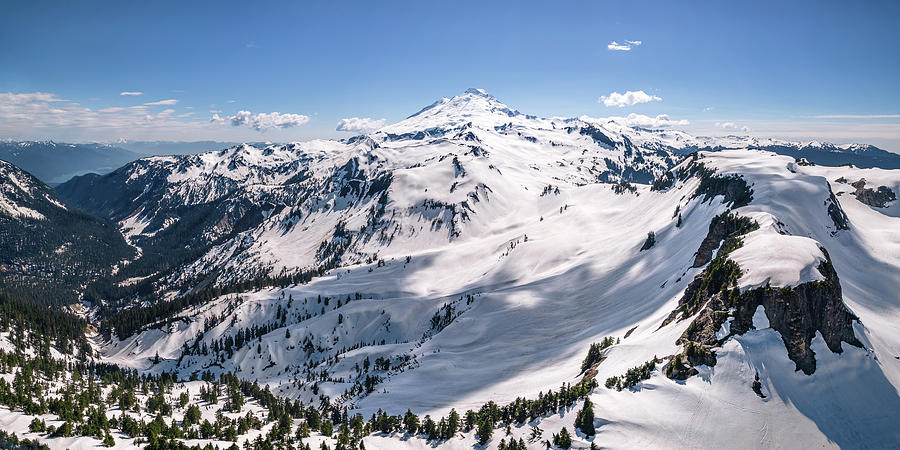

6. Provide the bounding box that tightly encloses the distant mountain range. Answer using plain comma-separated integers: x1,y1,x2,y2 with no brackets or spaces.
0,140,240,185
5,130,900,187
0,141,140,185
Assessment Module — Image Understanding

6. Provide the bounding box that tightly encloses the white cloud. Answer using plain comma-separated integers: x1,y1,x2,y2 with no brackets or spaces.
144,99,178,106
608,40,642,51
336,117,386,133
0,91,201,135
599,90,662,107
213,110,310,131
0,92,67,104
603,113,689,128
715,122,750,133
98,106,148,113
607,41,631,51
0,91,319,141
120,91,142,96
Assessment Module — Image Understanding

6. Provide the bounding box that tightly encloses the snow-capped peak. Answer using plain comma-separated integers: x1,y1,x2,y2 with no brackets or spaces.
463,87,492,97
381,88,523,134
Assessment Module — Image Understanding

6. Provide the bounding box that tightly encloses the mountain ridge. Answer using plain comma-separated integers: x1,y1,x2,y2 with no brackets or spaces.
1,89,899,448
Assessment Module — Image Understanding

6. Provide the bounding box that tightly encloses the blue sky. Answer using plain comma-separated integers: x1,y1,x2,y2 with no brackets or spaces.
2,0,899,151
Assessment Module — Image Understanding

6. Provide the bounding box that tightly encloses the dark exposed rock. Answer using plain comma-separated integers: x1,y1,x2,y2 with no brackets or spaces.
668,246,862,377
677,161,754,208
665,210,861,377
578,124,617,148
752,372,766,398
640,231,656,251
662,252,743,329
624,326,638,339
692,212,759,267
826,189,850,231
665,354,698,380
849,179,896,207
729,250,862,374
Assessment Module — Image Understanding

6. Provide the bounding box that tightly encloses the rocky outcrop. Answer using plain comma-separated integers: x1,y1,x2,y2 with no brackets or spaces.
849,179,897,207
826,188,850,231
668,245,862,377
665,208,861,377
692,212,759,267
640,231,656,251
677,160,754,208
728,250,862,374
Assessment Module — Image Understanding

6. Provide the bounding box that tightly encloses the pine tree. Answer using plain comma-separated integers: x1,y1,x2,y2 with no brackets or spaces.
553,427,572,449
103,431,115,447
447,408,459,438
575,398,595,436
403,409,419,435
475,417,492,445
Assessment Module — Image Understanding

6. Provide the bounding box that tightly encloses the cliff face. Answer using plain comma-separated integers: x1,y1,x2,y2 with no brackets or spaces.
669,211,862,377
729,252,862,374
692,212,758,267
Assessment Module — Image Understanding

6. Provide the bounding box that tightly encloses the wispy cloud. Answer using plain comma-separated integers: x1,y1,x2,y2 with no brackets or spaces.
0,91,321,141
98,106,148,113
0,91,198,135
599,90,661,107
336,117,386,133
625,40,642,46
0,92,68,104
119,91,143,96
812,114,900,119
144,99,178,106
212,110,310,131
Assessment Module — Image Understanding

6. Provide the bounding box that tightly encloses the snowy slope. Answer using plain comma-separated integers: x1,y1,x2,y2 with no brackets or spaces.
99,148,900,448
34,89,900,448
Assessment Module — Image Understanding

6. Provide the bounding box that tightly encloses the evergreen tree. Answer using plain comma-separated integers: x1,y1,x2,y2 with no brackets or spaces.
553,427,572,449
475,417,492,445
574,398,595,436
447,408,459,438
403,409,419,435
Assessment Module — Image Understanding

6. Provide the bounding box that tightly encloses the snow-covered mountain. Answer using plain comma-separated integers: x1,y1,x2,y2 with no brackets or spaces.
0,159,134,305
30,89,900,448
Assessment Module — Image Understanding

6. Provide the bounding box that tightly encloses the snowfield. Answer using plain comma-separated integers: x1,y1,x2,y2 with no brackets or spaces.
13,90,900,448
